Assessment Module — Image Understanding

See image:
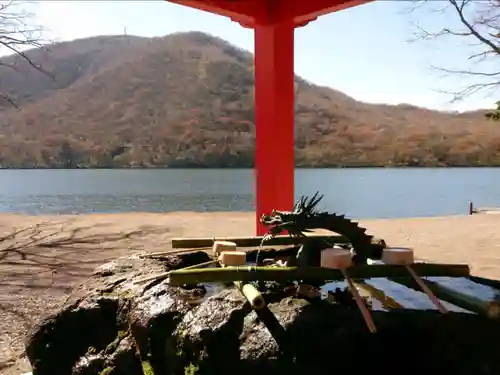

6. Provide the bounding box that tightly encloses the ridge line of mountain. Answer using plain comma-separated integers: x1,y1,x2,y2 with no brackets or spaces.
0,31,496,168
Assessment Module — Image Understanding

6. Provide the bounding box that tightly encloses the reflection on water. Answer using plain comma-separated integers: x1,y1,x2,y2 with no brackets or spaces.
321,276,500,315
364,278,470,313
426,276,499,302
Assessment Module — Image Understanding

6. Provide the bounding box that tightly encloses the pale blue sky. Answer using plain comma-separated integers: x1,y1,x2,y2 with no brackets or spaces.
29,1,499,112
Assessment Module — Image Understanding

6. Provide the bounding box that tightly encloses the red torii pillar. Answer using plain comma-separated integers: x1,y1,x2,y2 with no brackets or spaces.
167,0,370,235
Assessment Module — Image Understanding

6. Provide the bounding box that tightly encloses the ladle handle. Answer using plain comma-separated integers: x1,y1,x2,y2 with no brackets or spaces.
342,269,377,333
405,265,448,314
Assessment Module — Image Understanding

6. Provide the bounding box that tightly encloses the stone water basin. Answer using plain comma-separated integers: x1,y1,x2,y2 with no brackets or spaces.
321,273,500,316
243,256,493,314
24,251,500,375
338,278,471,312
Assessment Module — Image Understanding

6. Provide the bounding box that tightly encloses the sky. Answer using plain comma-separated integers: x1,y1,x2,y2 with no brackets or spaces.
17,0,500,112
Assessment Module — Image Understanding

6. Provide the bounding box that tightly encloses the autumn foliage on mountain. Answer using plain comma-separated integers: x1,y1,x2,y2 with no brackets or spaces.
0,31,498,168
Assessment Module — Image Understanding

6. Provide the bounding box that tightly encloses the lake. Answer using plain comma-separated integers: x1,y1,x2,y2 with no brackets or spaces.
0,168,499,219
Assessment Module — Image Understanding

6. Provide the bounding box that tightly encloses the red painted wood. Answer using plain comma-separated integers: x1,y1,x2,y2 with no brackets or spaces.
168,0,260,26
168,0,372,27
254,20,295,235
166,0,371,234
275,0,372,25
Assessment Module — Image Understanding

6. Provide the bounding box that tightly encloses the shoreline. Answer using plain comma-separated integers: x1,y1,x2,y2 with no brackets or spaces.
0,211,479,239
0,211,471,218
0,211,497,271
0,210,475,221
2,166,500,170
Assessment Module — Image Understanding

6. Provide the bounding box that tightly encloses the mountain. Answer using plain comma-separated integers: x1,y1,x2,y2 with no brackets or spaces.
0,31,498,168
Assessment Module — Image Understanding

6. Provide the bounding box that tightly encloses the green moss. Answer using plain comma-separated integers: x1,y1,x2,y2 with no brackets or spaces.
118,330,129,340
184,363,199,375
104,330,129,354
175,328,187,357
141,360,156,375
99,366,116,375
177,328,187,338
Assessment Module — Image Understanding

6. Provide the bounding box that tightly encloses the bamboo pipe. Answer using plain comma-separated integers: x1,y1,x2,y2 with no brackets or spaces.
214,250,266,310
172,234,348,248
148,246,213,257
234,281,266,310
133,259,217,285
167,263,470,286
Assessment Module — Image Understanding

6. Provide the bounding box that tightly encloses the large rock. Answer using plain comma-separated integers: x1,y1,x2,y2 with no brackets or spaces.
26,252,500,375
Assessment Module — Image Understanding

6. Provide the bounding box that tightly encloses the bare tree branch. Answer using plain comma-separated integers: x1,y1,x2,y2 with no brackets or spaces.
0,91,18,108
407,0,500,103
430,65,500,77
0,0,53,108
437,80,500,102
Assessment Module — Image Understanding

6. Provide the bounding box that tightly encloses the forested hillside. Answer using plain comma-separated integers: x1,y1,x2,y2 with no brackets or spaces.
0,31,497,168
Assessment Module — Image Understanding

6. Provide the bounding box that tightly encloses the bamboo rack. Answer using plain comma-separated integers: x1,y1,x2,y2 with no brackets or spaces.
167,263,470,286
171,234,348,249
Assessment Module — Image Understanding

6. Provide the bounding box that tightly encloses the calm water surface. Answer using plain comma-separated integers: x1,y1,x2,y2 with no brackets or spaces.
0,168,499,219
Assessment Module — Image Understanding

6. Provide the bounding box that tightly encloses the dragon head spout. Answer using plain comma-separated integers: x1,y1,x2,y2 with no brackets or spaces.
259,192,383,264
260,210,287,237
260,192,324,239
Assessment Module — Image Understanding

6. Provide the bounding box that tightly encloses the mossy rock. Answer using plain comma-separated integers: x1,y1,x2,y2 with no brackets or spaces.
25,253,500,375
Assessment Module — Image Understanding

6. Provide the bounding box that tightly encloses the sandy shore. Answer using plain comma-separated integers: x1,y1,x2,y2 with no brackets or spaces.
1,212,500,373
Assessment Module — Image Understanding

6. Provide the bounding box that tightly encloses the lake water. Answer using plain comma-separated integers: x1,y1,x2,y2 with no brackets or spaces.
0,168,499,219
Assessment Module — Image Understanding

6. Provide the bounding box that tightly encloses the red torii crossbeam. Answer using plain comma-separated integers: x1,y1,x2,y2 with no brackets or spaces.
167,0,371,235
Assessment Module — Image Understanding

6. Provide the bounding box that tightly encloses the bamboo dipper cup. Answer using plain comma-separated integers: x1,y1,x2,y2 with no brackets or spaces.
321,248,377,333
382,247,448,314
213,241,237,256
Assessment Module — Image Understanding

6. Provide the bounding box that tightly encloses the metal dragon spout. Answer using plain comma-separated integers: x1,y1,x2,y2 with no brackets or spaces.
260,192,386,265
260,192,324,240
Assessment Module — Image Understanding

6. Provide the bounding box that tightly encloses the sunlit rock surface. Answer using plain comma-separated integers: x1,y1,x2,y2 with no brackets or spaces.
25,252,500,375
